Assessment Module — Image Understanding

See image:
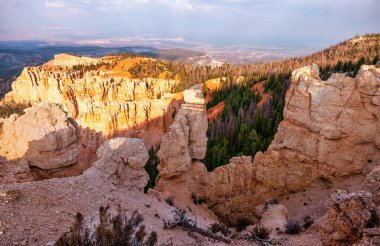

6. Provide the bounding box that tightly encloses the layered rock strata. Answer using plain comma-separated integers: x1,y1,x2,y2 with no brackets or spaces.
319,190,376,245
157,64,380,224
0,104,80,179
319,167,380,245
157,85,208,179
90,137,149,191
45,53,102,67
362,167,380,206
2,54,182,168
0,137,199,246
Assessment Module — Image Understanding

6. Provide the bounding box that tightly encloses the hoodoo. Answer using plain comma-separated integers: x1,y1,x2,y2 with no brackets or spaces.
155,63,380,224
2,54,183,168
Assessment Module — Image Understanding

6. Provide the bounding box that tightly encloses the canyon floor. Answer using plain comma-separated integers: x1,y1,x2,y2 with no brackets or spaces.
1,49,380,245
1,161,365,246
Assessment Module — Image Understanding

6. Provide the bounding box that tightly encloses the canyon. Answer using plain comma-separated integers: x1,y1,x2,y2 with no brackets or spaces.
1,54,182,179
0,52,379,245
156,63,380,225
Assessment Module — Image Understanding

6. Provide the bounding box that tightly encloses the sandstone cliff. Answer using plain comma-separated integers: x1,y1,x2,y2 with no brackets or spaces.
157,85,208,179
319,165,380,245
156,64,380,224
0,137,225,246
319,190,376,245
90,137,149,191
2,54,183,169
44,53,102,67
0,103,81,180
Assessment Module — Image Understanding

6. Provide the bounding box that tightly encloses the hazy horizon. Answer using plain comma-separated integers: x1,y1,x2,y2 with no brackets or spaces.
1,0,379,49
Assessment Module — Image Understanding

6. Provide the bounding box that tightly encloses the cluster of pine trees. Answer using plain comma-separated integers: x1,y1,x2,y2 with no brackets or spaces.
128,60,167,79
203,35,379,170
205,79,286,170
141,34,379,177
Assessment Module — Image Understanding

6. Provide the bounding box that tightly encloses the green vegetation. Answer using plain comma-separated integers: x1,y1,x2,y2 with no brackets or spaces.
285,219,302,234
203,34,380,170
303,216,314,229
144,145,160,193
72,62,109,72
235,217,252,232
164,196,174,207
191,192,206,205
0,102,31,118
208,222,231,237
128,60,167,79
205,82,281,170
55,206,157,246
249,224,270,240
67,35,380,172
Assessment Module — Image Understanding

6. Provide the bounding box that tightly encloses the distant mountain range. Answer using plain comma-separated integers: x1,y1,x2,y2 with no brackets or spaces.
0,40,322,99
0,41,209,83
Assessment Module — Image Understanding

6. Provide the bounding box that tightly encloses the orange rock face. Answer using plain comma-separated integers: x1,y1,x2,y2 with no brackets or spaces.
3,54,183,168
157,85,208,179
319,190,375,245
156,64,380,224
200,64,380,222
0,104,84,181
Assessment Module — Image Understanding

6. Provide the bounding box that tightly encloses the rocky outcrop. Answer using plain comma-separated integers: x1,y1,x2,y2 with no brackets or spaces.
0,136,219,246
361,228,380,245
202,64,380,222
249,63,379,193
319,190,375,245
260,203,288,235
156,64,380,224
44,54,102,67
0,104,79,176
362,167,380,206
86,137,149,191
157,85,207,179
3,54,183,167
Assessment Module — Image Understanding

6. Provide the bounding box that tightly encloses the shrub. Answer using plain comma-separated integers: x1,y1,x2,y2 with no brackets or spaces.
0,103,30,118
250,224,270,240
285,219,302,234
55,206,158,246
303,216,314,229
264,198,279,209
209,222,231,236
191,192,206,205
235,217,252,232
144,145,160,193
0,189,21,202
165,196,174,206
319,175,333,189
367,210,380,228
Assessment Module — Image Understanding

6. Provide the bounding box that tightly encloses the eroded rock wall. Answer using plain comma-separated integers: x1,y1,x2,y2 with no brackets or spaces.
86,137,149,191
156,64,380,224
202,64,379,222
157,85,208,179
319,190,376,245
0,103,81,180
2,55,183,168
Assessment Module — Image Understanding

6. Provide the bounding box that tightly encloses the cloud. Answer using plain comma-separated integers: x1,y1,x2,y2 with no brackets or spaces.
40,0,272,12
0,0,14,8
1,0,379,46
97,0,149,11
44,0,67,8
0,0,33,8
157,0,215,11
74,0,217,11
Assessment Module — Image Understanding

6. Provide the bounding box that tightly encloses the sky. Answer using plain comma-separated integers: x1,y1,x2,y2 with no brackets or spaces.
0,0,379,48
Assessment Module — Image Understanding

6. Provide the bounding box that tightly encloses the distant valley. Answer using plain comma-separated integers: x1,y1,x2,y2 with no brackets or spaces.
0,40,319,98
